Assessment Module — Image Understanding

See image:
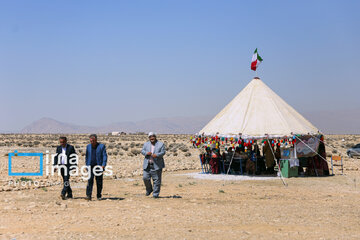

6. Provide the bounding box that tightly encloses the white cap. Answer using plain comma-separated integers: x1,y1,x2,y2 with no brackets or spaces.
148,132,156,137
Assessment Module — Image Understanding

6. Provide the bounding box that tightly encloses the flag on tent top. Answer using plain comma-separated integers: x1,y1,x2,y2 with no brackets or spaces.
251,48,263,71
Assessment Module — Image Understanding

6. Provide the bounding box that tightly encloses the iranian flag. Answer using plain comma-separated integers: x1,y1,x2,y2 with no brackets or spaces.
251,48,263,71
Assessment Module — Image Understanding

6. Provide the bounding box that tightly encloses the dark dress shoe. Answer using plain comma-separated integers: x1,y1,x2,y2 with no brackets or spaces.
60,194,66,200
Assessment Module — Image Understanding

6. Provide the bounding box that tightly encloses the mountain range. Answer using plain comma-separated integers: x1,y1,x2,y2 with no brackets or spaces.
15,108,360,134
20,116,211,134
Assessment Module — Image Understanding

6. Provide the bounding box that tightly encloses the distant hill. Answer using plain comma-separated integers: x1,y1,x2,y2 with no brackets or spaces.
18,108,360,135
20,116,211,134
21,117,99,134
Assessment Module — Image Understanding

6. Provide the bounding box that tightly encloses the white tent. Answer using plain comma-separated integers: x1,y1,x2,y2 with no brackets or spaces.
199,77,320,138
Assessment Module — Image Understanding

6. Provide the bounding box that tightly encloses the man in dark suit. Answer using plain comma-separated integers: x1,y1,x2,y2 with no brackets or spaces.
85,134,107,201
54,136,77,200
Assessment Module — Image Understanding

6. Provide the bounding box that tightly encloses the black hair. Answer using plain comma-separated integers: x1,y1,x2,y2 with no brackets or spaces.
89,134,97,139
59,136,67,141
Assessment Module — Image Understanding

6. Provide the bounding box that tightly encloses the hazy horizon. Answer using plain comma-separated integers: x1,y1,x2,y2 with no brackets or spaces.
1,0,359,132
1,108,359,135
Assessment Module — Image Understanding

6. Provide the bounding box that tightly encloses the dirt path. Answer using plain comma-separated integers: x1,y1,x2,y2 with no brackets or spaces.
1,171,360,239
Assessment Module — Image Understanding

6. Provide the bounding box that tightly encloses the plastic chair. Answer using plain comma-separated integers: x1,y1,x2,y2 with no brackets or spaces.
331,155,343,175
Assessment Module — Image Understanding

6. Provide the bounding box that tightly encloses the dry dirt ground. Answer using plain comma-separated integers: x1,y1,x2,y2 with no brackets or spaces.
0,134,360,239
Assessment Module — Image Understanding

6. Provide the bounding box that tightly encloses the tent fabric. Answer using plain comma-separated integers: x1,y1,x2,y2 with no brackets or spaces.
199,78,320,137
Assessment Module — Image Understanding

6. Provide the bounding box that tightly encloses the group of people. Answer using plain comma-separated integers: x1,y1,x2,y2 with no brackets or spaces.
200,137,330,176
200,140,283,175
53,132,166,200
53,133,329,200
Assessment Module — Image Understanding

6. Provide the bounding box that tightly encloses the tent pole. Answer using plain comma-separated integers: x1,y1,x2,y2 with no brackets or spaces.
226,150,236,175
267,137,287,186
222,148,236,186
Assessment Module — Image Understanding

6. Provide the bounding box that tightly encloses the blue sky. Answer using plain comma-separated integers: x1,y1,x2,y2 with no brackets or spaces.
0,0,359,131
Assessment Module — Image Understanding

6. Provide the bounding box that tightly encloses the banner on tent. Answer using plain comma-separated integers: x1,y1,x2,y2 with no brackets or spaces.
295,136,320,158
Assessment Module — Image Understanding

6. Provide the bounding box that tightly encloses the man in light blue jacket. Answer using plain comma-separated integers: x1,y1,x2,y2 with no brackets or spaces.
85,134,107,200
141,132,166,198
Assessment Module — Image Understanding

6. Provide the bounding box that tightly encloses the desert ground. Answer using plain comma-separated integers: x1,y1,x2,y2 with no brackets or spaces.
0,134,360,239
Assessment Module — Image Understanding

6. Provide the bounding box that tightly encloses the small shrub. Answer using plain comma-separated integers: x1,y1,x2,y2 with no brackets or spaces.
20,177,32,182
131,149,141,156
346,143,354,148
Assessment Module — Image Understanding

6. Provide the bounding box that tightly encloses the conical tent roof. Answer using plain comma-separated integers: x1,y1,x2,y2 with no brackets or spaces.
199,77,319,137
